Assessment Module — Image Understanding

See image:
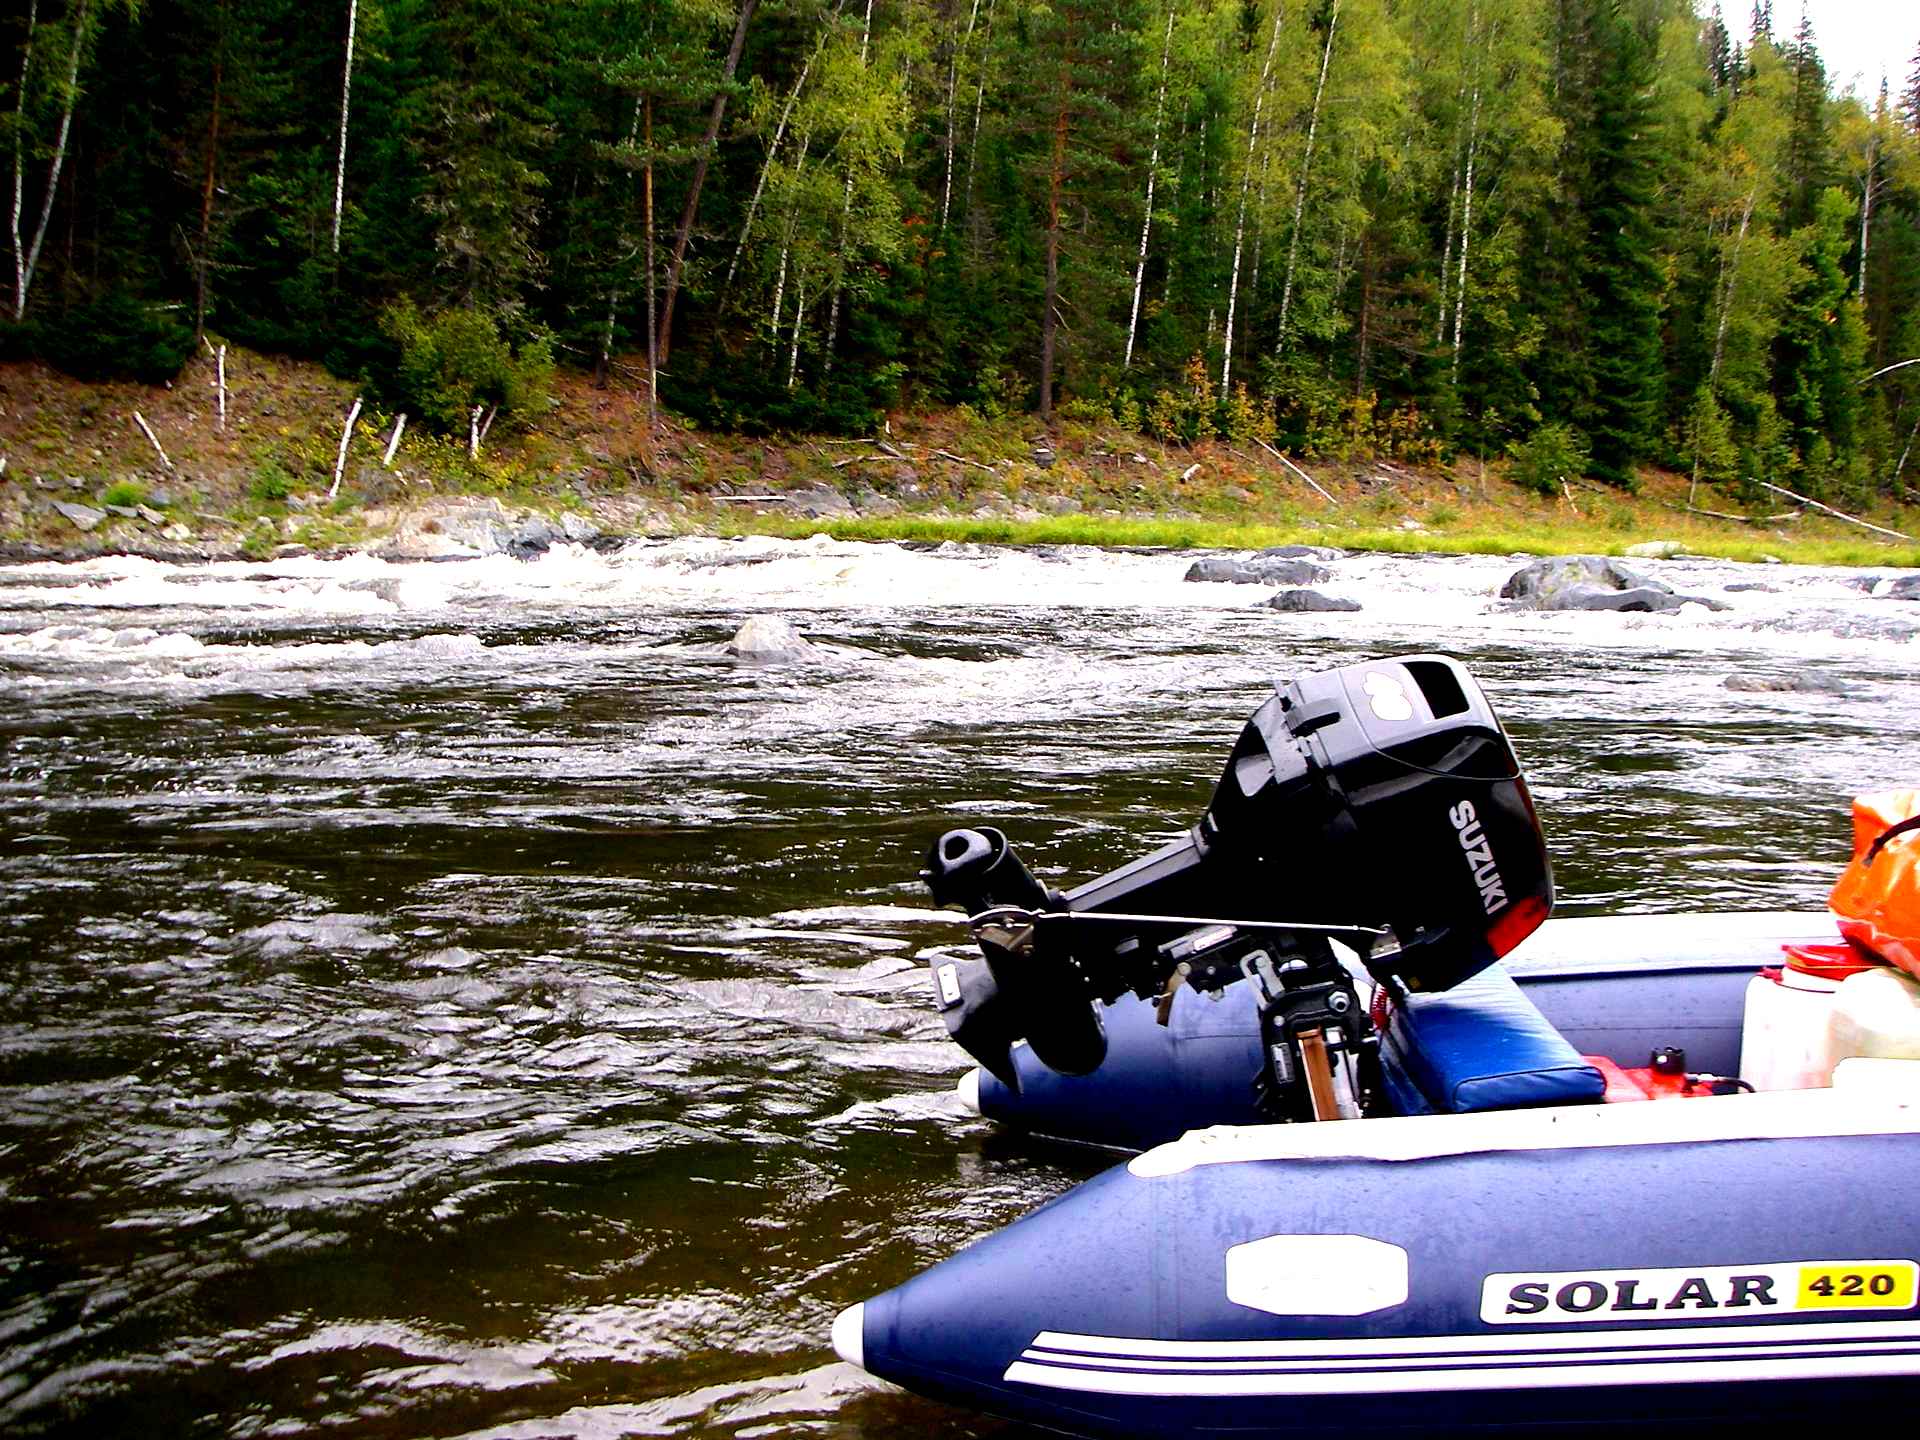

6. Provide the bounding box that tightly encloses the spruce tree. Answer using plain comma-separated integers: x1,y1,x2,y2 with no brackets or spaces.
1774,186,1866,487
394,0,556,314
1580,0,1665,485
1704,5,1731,93
1899,43,1920,133
1779,10,1829,231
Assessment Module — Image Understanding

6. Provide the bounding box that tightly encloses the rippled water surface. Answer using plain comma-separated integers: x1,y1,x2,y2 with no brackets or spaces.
2,537,1917,1437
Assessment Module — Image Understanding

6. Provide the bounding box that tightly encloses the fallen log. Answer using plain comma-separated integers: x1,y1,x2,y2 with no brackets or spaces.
831,453,915,469
132,411,175,471
1254,437,1333,503
1756,480,1915,542
1657,500,1797,525
932,448,1000,476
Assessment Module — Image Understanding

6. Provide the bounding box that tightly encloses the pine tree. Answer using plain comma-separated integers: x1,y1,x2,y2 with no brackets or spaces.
589,0,738,405
1012,0,1145,425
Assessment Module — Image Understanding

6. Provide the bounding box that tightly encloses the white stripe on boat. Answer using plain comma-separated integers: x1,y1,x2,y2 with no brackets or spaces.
1021,1318,1920,1360
1129,1088,1920,1178
1002,1351,1920,1395
1005,1321,1920,1394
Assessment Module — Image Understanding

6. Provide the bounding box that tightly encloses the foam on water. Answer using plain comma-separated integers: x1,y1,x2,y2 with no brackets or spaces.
2,538,1913,657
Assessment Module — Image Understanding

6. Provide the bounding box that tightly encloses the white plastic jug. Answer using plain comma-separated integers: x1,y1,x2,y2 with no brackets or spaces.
1741,967,1846,1091
1827,966,1920,1067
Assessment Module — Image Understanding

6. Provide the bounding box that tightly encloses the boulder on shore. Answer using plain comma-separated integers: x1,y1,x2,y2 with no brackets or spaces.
724,616,816,662
378,500,593,559
1260,589,1362,613
1500,555,1729,613
51,501,106,532
782,486,855,520
1185,554,1331,586
509,515,560,556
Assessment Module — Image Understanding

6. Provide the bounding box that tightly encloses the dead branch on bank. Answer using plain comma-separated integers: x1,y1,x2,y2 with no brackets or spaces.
1756,480,1915,543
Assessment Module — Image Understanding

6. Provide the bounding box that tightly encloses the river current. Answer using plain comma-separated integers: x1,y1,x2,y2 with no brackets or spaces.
1,536,1916,1437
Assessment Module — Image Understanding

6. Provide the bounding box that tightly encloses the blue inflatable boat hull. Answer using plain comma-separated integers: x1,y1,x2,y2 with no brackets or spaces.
838,914,1920,1435
843,1100,1920,1436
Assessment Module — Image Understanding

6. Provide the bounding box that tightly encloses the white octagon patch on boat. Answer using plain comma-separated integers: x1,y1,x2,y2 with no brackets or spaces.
1226,1234,1410,1317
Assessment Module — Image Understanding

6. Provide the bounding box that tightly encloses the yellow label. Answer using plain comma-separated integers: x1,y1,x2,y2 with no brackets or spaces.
1796,1263,1918,1310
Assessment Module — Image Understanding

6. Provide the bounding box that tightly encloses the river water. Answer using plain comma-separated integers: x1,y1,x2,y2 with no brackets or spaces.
1,537,1916,1438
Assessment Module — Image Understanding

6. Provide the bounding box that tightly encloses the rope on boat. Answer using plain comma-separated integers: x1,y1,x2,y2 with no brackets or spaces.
964,906,1389,944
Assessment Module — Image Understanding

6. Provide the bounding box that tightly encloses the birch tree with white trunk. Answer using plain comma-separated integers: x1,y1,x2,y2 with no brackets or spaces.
1219,1,1284,394
940,0,984,233
1434,125,1463,346
1448,75,1480,385
961,0,999,221
15,0,97,322
768,131,809,348
332,0,358,255
820,0,874,381
8,0,38,323
723,2,844,297
1274,0,1339,354
1123,6,1175,371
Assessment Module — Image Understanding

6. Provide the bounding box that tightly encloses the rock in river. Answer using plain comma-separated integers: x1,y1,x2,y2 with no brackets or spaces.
1724,671,1868,696
1261,588,1362,613
725,616,816,662
1258,544,1345,562
1500,555,1728,613
1185,554,1331,586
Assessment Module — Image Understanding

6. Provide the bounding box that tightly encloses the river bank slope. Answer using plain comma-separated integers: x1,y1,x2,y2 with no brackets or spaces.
2,349,1915,567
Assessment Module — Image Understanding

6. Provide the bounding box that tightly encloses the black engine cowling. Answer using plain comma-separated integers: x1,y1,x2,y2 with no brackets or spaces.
922,655,1553,1089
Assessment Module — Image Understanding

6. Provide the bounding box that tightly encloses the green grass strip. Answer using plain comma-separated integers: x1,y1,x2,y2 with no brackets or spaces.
711,511,1920,569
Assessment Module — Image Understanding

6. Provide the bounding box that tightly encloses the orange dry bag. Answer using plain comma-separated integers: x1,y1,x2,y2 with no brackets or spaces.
1830,790,1920,980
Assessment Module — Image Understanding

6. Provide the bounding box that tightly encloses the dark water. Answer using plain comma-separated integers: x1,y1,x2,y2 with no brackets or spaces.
2,539,1916,1437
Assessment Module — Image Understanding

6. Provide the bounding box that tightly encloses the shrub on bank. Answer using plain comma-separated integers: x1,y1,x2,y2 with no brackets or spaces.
1508,424,1592,497
376,301,553,434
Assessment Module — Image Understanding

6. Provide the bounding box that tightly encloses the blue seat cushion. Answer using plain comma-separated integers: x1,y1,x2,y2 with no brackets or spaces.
1381,966,1605,1114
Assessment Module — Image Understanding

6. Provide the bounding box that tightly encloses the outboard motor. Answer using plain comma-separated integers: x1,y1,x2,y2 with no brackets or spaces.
922,654,1552,1121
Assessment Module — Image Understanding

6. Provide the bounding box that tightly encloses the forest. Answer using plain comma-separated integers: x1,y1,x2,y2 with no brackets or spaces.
3,0,1919,509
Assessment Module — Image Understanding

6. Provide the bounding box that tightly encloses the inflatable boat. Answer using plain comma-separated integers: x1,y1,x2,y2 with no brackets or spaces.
831,655,1920,1437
